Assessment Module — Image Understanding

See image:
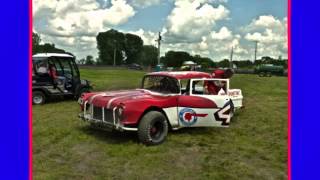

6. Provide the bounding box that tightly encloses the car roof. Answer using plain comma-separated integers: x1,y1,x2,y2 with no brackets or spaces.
146,71,212,80
32,53,74,58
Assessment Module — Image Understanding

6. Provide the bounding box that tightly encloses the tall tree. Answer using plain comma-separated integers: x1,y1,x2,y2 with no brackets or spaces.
77,58,85,65
193,54,216,69
32,32,41,54
139,45,158,66
97,29,125,65
124,33,143,64
162,51,193,67
217,59,230,68
97,29,144,65
85,55,94,65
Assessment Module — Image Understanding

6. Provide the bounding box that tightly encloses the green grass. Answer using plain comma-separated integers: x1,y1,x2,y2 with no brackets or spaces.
33,68,287,180
80,69,145,91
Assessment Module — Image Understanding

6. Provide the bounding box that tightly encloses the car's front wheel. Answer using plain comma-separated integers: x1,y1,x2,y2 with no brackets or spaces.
32,91,46,105
138,111,168,145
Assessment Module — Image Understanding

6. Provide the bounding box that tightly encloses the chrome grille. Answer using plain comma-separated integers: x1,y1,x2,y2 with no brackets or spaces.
93,106,103,120
104,109,114,123
91,106,114,124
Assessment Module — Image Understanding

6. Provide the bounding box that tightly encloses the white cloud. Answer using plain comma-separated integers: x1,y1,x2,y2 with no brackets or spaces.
81,36,96,43
247,15,283,30
199,37,208,50
38,0,135,36
164,1,229,43
33,0,136,59
160,21,251,60
40,34,98,59
210,26,232,40
33,0,287,61
211,0,228,3
159,26,248,61
244,15,287,58
129,0,161,8
172,0,228,4
161,14,287,60
127,29,157,45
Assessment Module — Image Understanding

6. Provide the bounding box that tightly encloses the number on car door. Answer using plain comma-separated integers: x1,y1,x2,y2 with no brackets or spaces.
177,79,232,127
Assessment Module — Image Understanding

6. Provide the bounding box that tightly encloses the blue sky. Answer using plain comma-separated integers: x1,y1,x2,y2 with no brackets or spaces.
119,0,287,32
33,0,288,60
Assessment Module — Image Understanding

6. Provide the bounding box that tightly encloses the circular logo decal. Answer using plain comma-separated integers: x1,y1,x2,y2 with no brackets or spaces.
179,108,198,126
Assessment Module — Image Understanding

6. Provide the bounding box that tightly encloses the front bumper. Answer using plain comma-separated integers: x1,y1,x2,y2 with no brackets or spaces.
78,103,137,131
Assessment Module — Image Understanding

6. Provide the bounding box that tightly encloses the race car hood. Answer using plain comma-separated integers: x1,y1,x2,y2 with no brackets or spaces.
81,89,156,109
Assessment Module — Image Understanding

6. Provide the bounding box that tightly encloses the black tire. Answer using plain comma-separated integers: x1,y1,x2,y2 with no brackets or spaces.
258,72,265,77
230,100,235,117
266,72,272,77
138,111,168,145
32,91,46,105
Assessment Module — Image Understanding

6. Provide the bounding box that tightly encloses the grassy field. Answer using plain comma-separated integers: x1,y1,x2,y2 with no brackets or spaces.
33,68,287,180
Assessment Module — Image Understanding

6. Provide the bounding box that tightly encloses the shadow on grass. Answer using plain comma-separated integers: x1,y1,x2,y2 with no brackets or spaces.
77,125,139,144
48,96,77,103
170,127,222,135
76,118,232,145
78,124,226,145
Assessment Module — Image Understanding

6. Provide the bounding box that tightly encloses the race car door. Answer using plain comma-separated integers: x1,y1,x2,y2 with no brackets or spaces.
177,79,232,127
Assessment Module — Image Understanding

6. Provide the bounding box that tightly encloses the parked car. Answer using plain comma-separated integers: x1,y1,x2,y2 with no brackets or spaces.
32,53,92,105
128,63,143,70
78,71,243,145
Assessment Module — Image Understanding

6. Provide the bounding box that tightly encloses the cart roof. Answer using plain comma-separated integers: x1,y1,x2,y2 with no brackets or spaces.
32,53,74,58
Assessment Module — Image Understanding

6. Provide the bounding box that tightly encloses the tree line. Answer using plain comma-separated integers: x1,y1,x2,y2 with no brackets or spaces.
95,29,158,66
32,31,287,69
217,57,288,69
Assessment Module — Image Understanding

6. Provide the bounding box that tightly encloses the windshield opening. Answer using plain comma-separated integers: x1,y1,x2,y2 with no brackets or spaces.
142,75,180,94
32,57,48,75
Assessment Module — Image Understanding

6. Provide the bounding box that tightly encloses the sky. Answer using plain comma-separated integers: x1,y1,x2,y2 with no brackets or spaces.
33,0,288,61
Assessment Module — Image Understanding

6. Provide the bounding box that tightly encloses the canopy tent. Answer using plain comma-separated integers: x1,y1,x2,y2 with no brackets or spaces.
183,61,196,65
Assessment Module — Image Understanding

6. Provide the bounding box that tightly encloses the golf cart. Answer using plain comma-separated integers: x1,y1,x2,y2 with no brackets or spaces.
32,53,92,105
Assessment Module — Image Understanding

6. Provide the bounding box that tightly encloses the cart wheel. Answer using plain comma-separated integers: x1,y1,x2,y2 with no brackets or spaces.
259,72,265,77
266,72,272,77
138,111,168,145
32,91,46,105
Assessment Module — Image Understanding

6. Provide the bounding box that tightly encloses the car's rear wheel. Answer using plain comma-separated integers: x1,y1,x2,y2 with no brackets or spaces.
32,91,46,105
138,111,168,145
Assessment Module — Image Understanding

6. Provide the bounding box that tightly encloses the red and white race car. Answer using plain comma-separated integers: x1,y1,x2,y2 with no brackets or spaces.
78,70,243,145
